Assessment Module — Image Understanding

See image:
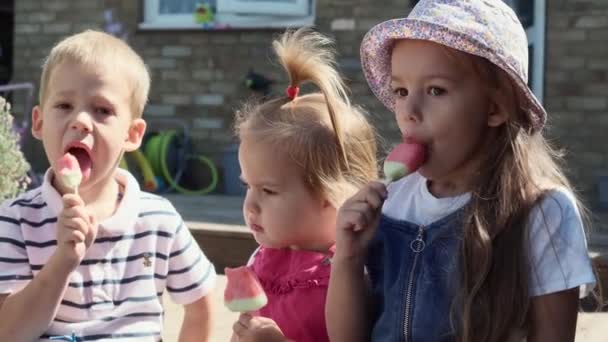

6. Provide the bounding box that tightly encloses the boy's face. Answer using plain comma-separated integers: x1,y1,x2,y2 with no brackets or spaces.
32,60,146,193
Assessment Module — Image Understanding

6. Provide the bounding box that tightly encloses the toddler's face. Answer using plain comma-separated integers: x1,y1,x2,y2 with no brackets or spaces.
32,61,145,194
238,136,336,251
390,39,506,189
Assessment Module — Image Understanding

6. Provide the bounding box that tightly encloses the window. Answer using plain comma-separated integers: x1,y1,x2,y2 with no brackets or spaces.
218,0,309,16
505,0,546,103
140,0,316,30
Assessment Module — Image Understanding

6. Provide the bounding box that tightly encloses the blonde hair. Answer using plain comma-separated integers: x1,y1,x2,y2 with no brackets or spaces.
235,28,378,207
39,30,150,117
446,49,586,342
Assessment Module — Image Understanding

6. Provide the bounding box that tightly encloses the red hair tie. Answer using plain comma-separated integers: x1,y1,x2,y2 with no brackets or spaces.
286,85,300,100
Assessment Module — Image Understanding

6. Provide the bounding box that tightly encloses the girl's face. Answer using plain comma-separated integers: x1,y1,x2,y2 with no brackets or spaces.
390,39,507,196
238,135,336,252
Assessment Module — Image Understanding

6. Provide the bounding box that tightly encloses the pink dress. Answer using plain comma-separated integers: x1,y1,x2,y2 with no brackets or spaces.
250,246,334,342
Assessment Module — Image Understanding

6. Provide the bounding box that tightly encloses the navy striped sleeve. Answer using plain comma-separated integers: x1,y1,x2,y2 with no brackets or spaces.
165,206,216,304
0,199,33,295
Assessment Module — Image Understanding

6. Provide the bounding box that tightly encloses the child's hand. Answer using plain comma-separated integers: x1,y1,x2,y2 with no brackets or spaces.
231,313,289,342
335,181,387,261
56,194,98,267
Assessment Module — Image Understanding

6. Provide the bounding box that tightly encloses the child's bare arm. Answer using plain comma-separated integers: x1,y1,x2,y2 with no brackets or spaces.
178,294,213,342
0,250,74,340
527,288,579,342
326,257,372,342
326,183,385,342
0,194,96,340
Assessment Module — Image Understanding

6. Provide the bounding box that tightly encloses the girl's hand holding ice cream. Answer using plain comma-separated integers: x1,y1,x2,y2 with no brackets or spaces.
334,140,427,260
231,313,291,342
225,266,291,342
334,181,388,260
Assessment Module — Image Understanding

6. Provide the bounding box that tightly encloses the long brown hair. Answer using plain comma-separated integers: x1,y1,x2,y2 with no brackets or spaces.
234,28,378,206
452,51,585,342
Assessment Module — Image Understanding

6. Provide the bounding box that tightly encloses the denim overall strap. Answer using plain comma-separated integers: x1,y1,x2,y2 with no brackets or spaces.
366,209,464,342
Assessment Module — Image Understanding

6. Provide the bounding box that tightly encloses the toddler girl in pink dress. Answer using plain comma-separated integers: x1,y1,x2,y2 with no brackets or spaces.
229,27,378,342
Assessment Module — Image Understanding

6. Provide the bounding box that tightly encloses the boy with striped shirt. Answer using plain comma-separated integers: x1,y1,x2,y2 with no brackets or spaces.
0,30,216,341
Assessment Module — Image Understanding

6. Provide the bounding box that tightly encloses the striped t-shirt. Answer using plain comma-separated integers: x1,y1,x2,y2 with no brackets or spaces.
0,169,216,341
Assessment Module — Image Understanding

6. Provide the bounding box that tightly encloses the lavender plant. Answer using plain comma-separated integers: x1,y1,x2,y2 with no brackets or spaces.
0,96,30,200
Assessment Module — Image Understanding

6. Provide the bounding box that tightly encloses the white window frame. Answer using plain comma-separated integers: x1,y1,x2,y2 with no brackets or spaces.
139,0,315,30
529,0,546,103
218,0,309,17
142,0,194,28
505,0,546,103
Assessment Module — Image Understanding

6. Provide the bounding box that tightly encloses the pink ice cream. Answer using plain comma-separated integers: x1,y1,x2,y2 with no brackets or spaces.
383,141,427,182
57,153,82,191
224,266,268,312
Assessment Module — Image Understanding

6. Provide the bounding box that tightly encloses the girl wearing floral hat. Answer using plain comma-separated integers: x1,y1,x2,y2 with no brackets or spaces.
327,1,596,341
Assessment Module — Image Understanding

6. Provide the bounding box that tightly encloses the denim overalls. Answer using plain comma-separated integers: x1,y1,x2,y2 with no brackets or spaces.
366,209,464,342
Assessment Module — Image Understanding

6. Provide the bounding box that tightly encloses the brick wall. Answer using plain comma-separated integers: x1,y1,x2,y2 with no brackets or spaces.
12,0,407,178
11,0,608,231
545,0,608,229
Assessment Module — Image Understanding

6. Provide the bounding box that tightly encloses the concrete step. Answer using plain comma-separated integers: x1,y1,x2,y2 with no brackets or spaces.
164,194,245,226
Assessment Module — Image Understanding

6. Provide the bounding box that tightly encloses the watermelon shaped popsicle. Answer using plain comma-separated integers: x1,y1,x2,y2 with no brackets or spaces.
57,153,82,194
383,142,426,182
224,266,267,312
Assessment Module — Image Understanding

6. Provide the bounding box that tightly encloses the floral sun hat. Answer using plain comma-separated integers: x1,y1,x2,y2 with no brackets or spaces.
360,0,547,132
